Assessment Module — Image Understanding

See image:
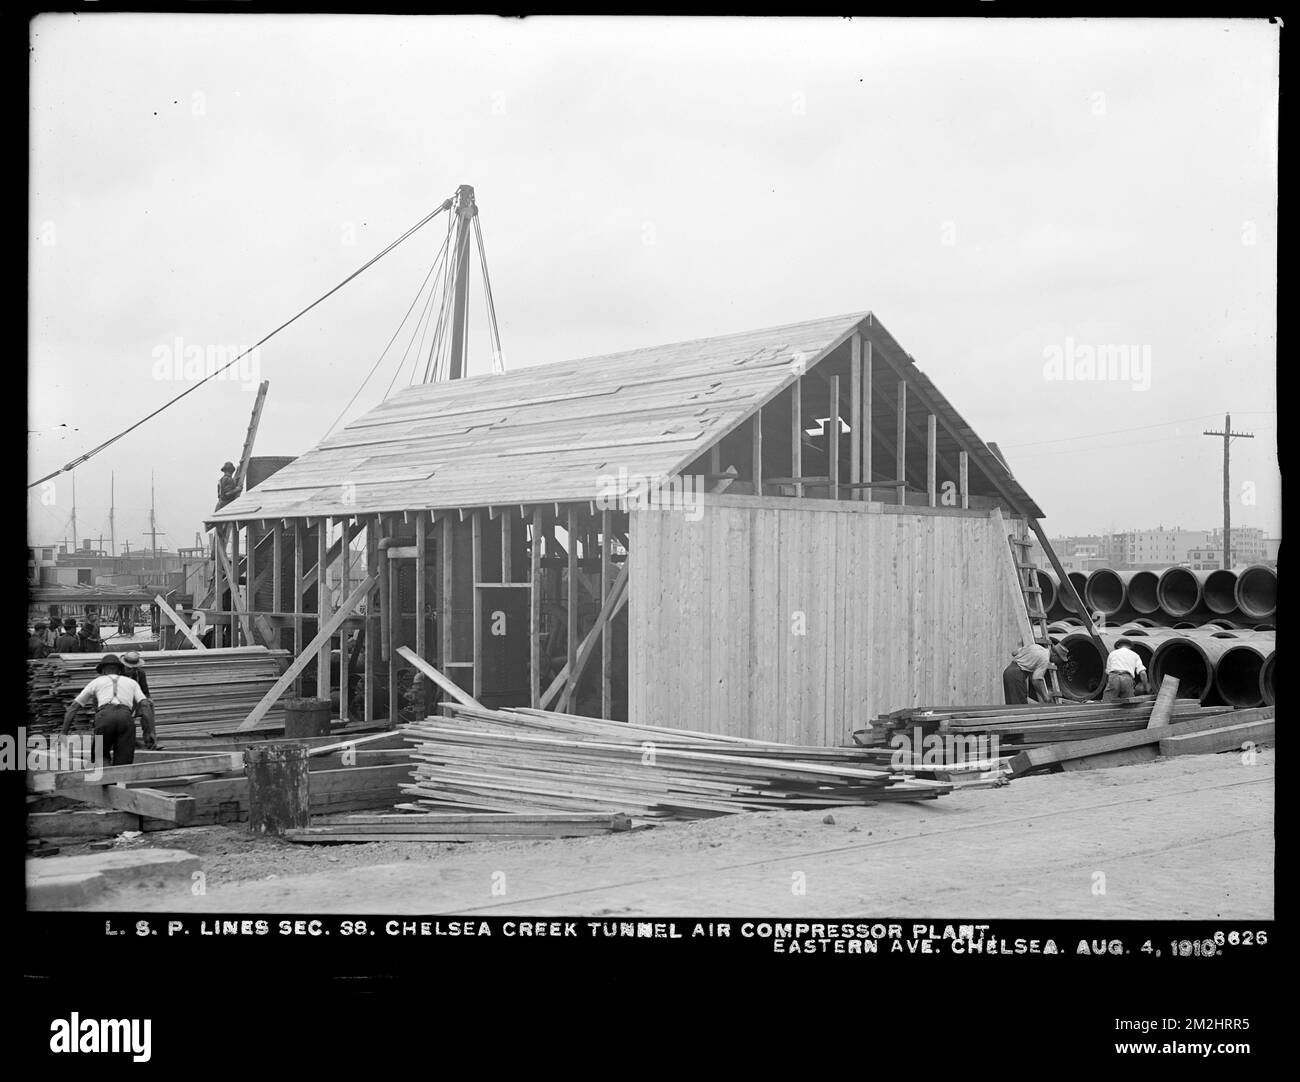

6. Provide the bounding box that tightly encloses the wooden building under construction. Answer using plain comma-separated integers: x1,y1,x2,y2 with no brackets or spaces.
206,311,1051,745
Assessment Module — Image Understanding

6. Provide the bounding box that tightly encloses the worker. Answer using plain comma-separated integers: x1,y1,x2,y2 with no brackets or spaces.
216,461,242,509
1003,640,1055,705
36,618,57,651
1101,638,1148,700
61,653,146,765
27,621,50,659
53,617,81,653
121,650,162,750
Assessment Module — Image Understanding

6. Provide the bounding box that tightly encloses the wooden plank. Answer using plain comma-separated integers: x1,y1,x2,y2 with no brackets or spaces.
415,511,427,713
317,517,331,701
364,519,377,724
237,575,378,731
441,512,454,667
895,379,906,506
959,451,969,510
1008,706,1275,776
154,593,206,650
271,521,283,646
565,507,578,703
752,407,763,495
862,338,872,497
1159,718,1275,757
293,520,305,695
547,561,630,711
211,527,224,648
396,645,484,709
1147,675,1180,728
214,530,253,647
472,510,483,699
530,508,543,708
29,753,245,792
600,509,612,718
927,413,937,507
828,373,840,499
791,376,803,498
27,809,142,839
55,784,196,824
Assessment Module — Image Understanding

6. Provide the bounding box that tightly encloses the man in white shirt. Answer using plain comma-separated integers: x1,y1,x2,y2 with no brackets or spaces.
1101,638,1148,700
61,654,147,765
1004,640,1054,704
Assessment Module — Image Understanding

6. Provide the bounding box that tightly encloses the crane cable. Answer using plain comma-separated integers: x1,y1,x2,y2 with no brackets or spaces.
473,215,505,374
27,199,453,490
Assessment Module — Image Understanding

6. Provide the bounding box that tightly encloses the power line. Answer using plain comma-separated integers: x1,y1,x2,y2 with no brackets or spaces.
27,199,453,490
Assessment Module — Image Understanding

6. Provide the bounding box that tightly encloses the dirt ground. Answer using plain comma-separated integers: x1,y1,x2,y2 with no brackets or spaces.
41,747,1273,917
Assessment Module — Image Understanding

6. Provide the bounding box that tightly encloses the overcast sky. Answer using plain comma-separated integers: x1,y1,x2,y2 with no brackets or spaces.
28,15,1279,550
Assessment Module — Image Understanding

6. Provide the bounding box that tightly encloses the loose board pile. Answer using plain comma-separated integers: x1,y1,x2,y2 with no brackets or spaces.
27,648,292,738
398,704,950,819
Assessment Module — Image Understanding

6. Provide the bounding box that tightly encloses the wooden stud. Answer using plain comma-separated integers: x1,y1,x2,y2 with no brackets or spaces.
530,507,544,709
364,519,377,724
863,339,873,495
566,507,578,705
849,332,861,501
959,450,969,509
751,407,763,495
709,445,721,477
415,510,427,719
440,513,454,670
231,526,242,645
244,524,256,640
895,379,907,507
791,376,803,498
501,510,513,583
271,522,283,648
600,509,612,719
927,414,937,508
212,527,224,649
317,517,330,701
471,509,483,699
829,373,840,500
293,522,304,696
387,515,399,724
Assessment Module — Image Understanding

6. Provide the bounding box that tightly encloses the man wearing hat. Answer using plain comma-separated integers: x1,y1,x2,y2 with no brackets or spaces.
216,460,243,510
27,621,50,659
53,617,81,654
122,651,162,750
61,654,147,765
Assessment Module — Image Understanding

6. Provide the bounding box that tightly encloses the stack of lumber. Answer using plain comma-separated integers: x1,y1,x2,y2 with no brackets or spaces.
283,812,633,844
856,697,1238,756
26,648,291,737
398,704,950,820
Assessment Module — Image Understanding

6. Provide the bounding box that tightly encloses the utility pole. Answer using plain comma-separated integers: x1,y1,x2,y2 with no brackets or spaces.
1203,413,1254,569
447,184,477,380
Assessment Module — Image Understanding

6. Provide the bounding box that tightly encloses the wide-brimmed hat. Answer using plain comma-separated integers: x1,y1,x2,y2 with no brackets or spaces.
95,654,125,674
123,651,143,666
62,617,77,628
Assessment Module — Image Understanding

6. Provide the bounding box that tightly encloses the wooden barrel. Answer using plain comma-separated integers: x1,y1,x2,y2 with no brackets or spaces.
283,697,332,738
246,742,310,834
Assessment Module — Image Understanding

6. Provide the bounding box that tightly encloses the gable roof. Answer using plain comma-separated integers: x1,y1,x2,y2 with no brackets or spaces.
208,311,1044,522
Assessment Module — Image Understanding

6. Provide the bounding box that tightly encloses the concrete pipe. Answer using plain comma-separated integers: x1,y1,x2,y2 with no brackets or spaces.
1172,622,1198,630
1047,621,1074,635
1035,570,1060,616
1260,651,1275,707
1157,567,1211,619
1149,635,1241,705
1127,570,1162,615
1131,617,1159,627
1085,569,1137,617
1203,569,1240,615
1057,631,1121,699
1256,623,1276,632
1203,617,1240,630
1213,641,1273,708
1235,565,1277,620
1059,572,1090,614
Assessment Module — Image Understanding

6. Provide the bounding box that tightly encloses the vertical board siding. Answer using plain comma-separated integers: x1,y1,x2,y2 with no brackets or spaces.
629,502,1022,744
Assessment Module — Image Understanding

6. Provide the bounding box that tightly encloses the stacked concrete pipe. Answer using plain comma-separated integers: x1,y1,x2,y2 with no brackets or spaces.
1260,651,1275,706
1085,568,1137,618
1033,570,1059,615
1202,569,1240,615
1235,564,1278,620
1127,570,1162,615
1058,571,1091,614
1148,632,1275,705
1156,567,1212,620
1213,640,1275,707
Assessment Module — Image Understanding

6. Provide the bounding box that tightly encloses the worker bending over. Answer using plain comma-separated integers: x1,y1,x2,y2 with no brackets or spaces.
61,653,147,765
1101,638,1148,700
1003,640,1056,705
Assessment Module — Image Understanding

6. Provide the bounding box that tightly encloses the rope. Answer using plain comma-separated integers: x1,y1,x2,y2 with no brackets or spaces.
28,200,452,489
473,215,505,373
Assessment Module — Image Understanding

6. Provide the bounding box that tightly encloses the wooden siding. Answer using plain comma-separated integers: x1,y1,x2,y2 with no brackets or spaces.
628,495,1024,744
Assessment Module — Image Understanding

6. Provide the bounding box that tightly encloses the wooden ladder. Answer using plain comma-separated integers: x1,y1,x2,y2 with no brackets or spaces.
1008,532,1062,700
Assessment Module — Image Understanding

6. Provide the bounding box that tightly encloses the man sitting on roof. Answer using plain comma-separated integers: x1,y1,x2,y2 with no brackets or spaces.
216,461,243,510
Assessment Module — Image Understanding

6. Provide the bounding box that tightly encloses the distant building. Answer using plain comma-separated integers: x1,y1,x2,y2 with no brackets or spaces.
1264,538,1280,564
1208,527,1266,566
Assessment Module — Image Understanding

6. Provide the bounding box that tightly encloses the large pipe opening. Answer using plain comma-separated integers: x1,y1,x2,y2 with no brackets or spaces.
1214,645,1267,707
1203,569,1238,615
1150,639,1220,704
1157,567,1204,618
1033,570,1058,614
1235,565,1277,619
1128,571,1161,614
1085,569,1126,615
1059,572,1089,613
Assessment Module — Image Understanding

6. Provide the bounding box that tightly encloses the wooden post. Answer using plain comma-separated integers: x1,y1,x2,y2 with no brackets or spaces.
751,408,763,495
895,379,907,507
212,527,224,649
791,376,803,498
245,743,310,835
471,510,483,699
440,513,453,669
230,525,242,646
501,510,513,583
364,519,377,724
316,519,330,701
600,509,612,718
849,333,861,500
386,515,398,723
828,373,840,499
959,451,969,509
293,522,305,695
271,522,283,648
927,413,937,508
566,507,579,704
245,523,256,638
530,507,543,708
415,512,427,715
863,339,873,494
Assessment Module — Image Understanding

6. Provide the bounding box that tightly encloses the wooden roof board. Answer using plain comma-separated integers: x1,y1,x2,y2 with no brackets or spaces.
208,310,1045,522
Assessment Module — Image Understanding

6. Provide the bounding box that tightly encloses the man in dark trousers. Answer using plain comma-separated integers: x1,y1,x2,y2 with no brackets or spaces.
27,621,50,659
61,653,147,765
216,461,242,509
53,617,81,653
121,651,162,749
